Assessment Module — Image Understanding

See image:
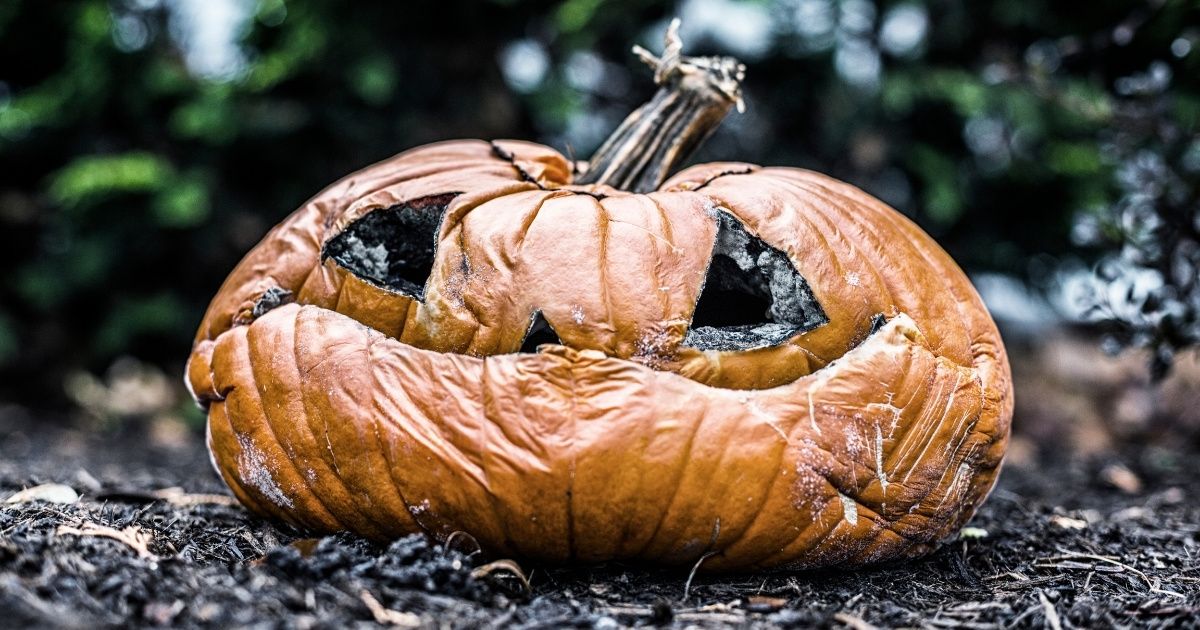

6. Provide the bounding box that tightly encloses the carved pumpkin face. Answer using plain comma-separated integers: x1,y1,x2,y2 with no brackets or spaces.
187,28,1012,571
297,143,840,389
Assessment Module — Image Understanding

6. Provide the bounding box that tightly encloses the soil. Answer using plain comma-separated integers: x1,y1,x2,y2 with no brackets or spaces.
1,404,1197,629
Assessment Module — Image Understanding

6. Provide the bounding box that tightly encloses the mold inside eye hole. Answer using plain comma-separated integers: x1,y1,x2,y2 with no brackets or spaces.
685,211,828,351
322,193,457,301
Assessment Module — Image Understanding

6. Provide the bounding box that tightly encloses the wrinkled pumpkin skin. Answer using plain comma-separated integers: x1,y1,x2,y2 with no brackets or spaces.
187,139,1012,571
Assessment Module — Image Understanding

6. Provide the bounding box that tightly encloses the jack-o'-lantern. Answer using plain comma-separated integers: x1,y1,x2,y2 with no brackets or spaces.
187,21,1012,571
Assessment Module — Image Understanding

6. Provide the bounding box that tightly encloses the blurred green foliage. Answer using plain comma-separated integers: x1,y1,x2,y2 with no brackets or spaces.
0,0,1196,403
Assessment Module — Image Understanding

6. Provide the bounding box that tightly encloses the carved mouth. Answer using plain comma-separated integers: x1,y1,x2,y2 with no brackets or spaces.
193,301,999,570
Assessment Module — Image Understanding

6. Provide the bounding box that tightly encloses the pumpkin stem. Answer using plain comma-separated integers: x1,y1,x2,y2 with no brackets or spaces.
576,18,745,193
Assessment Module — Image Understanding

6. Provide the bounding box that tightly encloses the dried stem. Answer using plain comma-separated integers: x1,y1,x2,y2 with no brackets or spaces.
578,18,745,193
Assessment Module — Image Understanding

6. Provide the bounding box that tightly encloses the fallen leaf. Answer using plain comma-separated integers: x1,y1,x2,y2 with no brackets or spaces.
745,595,787,612
5,483,79,504
290,538,321,557
151,487,240,507
143,600,185,625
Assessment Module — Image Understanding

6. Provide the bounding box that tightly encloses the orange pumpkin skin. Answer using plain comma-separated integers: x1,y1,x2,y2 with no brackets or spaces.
186,138,1012,571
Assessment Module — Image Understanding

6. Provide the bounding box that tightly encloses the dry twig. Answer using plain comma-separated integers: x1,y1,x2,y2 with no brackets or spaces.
442,530,482,557
470,559,531,596
1038,589,1062,630
359,590,421,627
682,551,718,602
833,611,879,630
56,522,157,560
1040,550,1187,599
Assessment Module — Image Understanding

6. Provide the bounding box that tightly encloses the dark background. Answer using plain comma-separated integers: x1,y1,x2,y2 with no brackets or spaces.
0,0,1197,416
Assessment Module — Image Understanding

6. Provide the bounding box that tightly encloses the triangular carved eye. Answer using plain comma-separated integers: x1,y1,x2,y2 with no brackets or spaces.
322,194,456,301
520,311,562,353
685,210,828,351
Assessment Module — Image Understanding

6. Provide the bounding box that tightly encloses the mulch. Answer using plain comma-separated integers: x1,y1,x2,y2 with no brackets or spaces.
1,405,1197,629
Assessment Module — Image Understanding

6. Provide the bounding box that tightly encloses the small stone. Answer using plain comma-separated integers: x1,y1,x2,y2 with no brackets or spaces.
1100,463,1142,494
1049,515,1088,530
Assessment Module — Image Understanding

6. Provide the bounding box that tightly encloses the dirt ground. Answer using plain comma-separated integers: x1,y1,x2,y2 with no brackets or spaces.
1,392,1197,630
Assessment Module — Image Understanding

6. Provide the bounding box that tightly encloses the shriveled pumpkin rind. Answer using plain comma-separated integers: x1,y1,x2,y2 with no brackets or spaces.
188,139,1013,571
193,303,1005,570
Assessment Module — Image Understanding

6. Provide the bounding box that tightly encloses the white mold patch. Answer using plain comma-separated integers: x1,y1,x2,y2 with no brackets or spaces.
441,253,473,309
839,492,859,526
236,434,293,509
806,373,830,436
741,396,789,442
875,421,890,494
843,424,865,486
867,393,903,437
937,462,974,511
790,454,830,518
408,499,431,517
634,328,674,368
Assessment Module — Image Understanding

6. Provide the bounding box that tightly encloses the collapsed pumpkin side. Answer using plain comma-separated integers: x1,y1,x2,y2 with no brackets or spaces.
195,303,1006,570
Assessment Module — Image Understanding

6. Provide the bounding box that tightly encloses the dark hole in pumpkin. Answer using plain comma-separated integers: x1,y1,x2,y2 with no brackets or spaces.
520,311,562,353
251,286,294,319
685,210,828,351
321,193,457,301
869,312,888,335
848,313,891,350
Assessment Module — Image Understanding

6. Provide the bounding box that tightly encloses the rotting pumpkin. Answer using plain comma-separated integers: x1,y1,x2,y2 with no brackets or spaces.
187,21,1012,571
